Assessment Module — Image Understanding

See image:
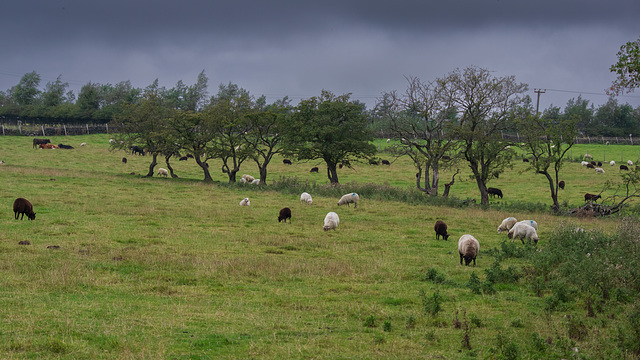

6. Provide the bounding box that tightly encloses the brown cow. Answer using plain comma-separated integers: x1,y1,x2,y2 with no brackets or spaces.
39,144,59,149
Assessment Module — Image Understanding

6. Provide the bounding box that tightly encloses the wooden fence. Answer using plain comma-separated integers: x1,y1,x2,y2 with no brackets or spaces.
1,123,110,136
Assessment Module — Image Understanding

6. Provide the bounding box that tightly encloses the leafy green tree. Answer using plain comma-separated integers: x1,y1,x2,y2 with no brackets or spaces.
381,76,459,195
202,83,256,183
170,110,216,182
519,113,579,212
11,71,41,106
281,91,376,184
110,79,169,177
441,66,528,206
42,75,70,107
564,96,594,135
76,82,101,120
243,97,291,185
593,98,638,137
608,36,640,96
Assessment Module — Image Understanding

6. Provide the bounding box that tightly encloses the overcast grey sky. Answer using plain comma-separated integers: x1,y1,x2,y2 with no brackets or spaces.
1,0,639,110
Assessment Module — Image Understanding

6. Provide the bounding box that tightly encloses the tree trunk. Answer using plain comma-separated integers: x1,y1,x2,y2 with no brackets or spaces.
431,165,440,196
258,159,270,185
542,171,560,212
442,169,460,198
327,162,339,184
468,160,489,205
145,153,158,177
195,157,213,182
226,170,238,183
165,155,178,178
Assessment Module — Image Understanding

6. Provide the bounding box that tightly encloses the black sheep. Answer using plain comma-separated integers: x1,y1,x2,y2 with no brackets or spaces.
487,187,503,199
620,165,629,171
522,158,529,162
559,180,565,190
283,159,292,165
597,161,602,167
122,157,128,164
586,164,595,169
278,207,292,223
584,193,601,202
310,167,319,173
381,159,391,165
434,220,449,240
179,156,188,161
13,198,36,220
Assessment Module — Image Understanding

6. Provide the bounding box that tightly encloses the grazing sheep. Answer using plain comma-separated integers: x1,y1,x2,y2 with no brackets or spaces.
516,219,538,230
122,157,127,164
610,160,616,166
507,222,539,245
595,167,605,174
629,160,634,166
487,187,503,199
586,164,595,169
157,168,169,177
300,192,313,205
33,138,51,149
109,139,116,144
386,138,390,143
497,217,517,234
179,156,188,161
283,159,292,165
278,207,292,223
620,165,629,171
434,220,449,240
522,158,529,162
250,179,260,185
584,154,592,159
310,167,319,173
13,198,36,220
559,180,565,189
381,159,391,165
590,161,596,166
323,212,340,231
239,177,247,184
239,198,251,206
581,161,589,166
606,141,610,145
80,142,87,147
458,234,480,266
597,161,602,167
584,193,601,202
337,192,359,208
241,174,255,182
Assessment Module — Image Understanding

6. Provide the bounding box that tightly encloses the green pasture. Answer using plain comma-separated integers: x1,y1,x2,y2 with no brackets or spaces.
0,134,636,359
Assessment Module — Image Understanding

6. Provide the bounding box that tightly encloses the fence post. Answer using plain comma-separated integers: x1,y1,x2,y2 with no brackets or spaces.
622,151,624,162
1,125,4,136
604,150,606,162
41,125,45,136
588,136,591,144
86,124,89,134
18,122,21,135
105,123,109,133
64,124,67,136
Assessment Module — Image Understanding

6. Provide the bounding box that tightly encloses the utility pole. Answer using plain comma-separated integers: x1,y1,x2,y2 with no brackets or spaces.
534,88,546,114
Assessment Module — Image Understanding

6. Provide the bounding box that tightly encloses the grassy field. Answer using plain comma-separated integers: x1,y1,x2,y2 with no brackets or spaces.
0,134,637,359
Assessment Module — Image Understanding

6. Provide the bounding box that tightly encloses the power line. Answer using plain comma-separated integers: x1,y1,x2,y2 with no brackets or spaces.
542,88,640,99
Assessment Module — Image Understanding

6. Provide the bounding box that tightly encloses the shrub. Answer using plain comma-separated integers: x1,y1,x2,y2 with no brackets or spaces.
423,268,446,284
420,289,443,316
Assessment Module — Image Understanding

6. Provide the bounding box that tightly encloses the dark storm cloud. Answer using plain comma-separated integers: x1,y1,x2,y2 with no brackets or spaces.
1,0,639,109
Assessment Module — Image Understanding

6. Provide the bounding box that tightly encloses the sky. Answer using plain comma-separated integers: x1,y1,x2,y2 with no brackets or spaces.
1,0,640,111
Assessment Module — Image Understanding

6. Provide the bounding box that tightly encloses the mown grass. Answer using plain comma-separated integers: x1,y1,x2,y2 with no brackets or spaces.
0,134,637,359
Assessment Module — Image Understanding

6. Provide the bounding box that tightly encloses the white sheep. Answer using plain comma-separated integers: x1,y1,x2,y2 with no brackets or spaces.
628,160,634,166
157,168,169,177
241,174,255,182
516,219,538,230
300,192,313,205
584,154,592,159
250,179,260,185
595,167,605,174
323,212,339,231
581,161,589,166
610,160,616,166
239,198,251,206
507,222,539,245
240,177,247,184
497,217,517,234
386,138,390,143
458,234,480,266
80,142,87,147
337,192,359,208
109,139,115,144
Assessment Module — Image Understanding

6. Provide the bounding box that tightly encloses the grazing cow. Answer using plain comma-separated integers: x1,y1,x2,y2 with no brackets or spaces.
33,138,50,149
131,146,145,156
122,157,128,164
487,187,503,199
283,159,292,165
13,198,36,220
559,180,565,190
381,159,391,165
278,207,292,223
310,167,319,173
620,165,629,171
584,193,601,202
58,144,74,149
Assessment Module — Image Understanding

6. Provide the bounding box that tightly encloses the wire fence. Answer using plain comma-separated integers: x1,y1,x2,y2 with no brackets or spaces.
0,122,110,136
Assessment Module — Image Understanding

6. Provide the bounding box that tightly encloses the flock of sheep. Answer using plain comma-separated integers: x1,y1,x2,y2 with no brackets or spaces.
433,216,539,267
237,185,360,232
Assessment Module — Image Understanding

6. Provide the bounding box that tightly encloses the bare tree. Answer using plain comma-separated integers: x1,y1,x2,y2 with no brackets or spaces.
380,76,459,195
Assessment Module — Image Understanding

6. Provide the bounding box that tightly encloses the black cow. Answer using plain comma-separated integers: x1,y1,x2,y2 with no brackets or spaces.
58,144,74,149
131,146,145,156
33,138,51,149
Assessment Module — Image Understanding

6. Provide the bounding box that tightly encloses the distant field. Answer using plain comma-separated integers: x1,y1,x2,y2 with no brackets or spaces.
0,134,634,359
